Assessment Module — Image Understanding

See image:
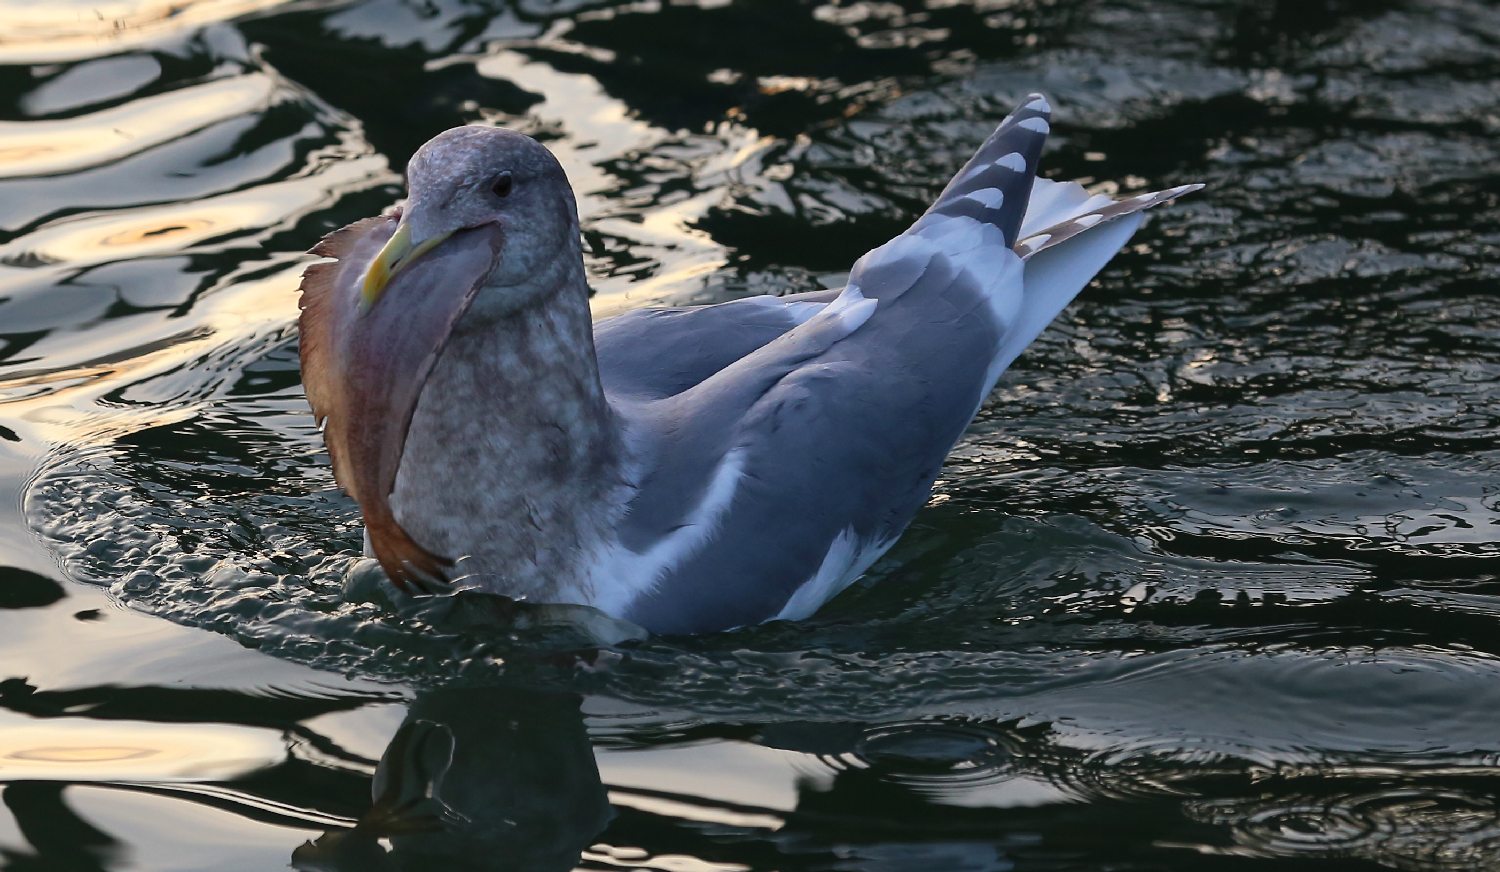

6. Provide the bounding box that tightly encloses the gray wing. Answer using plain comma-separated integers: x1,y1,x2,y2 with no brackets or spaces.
594,292,835,400
619,281,1008,635
605,94,1197,634
612,98,1054,634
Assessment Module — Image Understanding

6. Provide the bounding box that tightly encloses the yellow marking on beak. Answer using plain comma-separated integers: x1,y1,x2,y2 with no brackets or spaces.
360,223,455,312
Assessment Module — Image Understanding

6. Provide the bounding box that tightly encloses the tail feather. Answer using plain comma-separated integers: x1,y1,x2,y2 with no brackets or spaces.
989,211,1146,389
983,178,1201,387
1017,176,1114,241
1015,180,1203,259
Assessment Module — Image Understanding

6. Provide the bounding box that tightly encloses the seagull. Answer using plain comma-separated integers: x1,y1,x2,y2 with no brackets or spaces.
299,94,1201,636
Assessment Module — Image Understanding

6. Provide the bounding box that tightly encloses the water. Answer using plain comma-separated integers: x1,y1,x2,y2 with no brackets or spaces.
1,0,1498,869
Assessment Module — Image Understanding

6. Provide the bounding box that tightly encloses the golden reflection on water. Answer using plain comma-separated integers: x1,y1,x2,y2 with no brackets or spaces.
0,56,389,448
15,200,269,262
0,266,303,451
0,716,284,781
9,746,159,762
1,150,385,266
0,74,276,178
100,218,218,247
0,0,300,64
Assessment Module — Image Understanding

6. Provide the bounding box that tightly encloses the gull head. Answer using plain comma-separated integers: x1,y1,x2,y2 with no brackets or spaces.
360,126,579,315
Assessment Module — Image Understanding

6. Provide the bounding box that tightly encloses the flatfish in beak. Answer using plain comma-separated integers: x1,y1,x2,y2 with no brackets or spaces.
299,215,503,591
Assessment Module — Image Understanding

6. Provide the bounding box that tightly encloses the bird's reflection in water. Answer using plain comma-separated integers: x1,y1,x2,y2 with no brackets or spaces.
291,686,610,872
289,693,1500,872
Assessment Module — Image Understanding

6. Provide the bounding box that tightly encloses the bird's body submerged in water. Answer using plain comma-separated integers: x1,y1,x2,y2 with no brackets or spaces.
299,94,1200,635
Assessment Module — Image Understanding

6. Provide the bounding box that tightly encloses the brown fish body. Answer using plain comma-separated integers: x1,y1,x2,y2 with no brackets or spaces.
297,126,610,595
299,215,506,588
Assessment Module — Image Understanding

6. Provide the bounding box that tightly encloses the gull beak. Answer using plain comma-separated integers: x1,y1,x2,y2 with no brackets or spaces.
361,222,455,312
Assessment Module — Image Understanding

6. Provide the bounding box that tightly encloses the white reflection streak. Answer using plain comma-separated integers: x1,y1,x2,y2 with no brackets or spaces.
0,715,285,782
0,75,278,179
0,151,388,267
0,0,315,64
116,782,360,829
605,788,786,832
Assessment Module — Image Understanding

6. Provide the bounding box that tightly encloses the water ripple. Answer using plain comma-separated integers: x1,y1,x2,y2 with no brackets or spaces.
5,0,1500,866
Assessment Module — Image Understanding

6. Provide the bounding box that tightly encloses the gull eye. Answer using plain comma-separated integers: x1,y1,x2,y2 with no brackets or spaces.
491,173,513,198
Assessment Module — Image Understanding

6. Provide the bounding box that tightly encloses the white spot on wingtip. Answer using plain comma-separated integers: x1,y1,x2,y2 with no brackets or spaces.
962,188,1005,209
1017,117,1050,133
996,152,1026,172
1026,94,1051,113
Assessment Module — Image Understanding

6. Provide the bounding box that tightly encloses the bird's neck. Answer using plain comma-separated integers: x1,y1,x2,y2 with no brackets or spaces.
389,249,625,602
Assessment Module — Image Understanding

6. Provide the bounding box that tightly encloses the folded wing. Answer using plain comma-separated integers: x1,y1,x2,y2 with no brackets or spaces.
590,96,1201,633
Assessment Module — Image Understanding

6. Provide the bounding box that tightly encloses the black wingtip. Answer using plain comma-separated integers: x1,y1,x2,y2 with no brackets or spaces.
921,93,1053,247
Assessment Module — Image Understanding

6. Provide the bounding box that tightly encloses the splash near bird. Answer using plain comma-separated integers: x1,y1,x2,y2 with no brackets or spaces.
298,95,1201,635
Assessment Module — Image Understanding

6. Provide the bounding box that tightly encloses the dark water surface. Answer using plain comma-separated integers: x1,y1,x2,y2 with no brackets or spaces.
1,0,1498,869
